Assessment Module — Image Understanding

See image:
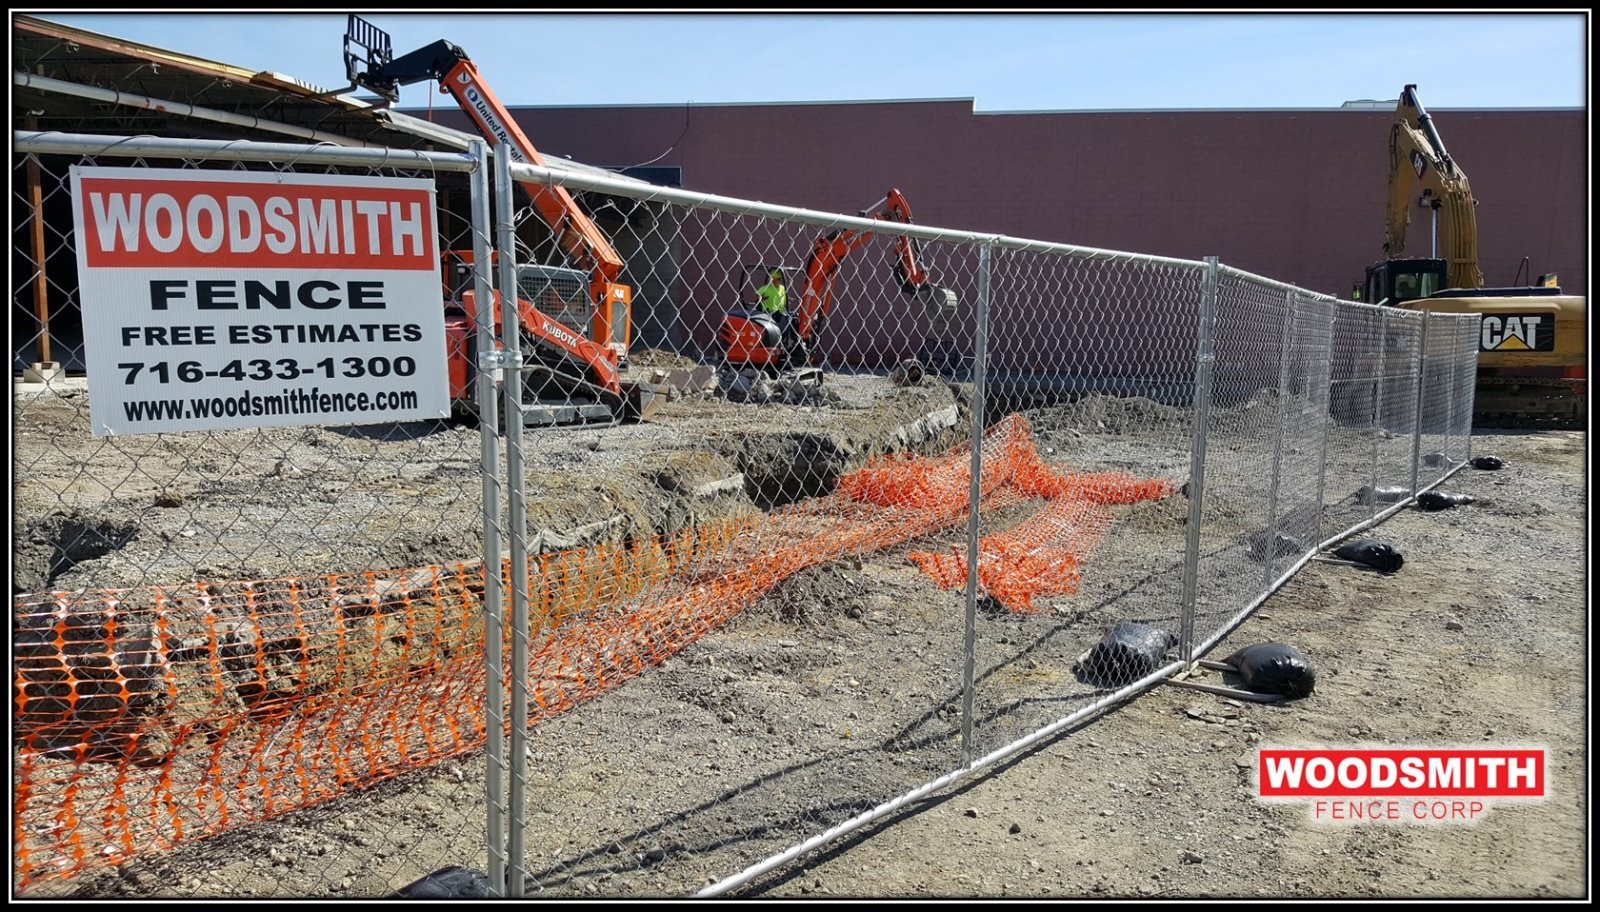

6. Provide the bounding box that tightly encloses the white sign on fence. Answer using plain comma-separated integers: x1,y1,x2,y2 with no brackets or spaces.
69,166,450,436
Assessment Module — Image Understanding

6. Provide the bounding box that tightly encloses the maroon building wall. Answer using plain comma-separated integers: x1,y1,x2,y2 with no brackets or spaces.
427,99,1586,370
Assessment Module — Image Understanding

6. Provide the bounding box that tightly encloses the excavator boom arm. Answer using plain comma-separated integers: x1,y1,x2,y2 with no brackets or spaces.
793,188,931,341
435,59,625,294
352,22,626,310
1384,85,1485,289
795,228,874,341
882,189,930,289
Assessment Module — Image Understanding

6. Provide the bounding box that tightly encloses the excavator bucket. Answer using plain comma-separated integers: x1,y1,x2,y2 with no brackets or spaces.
914,283,959,338
623,379,669,422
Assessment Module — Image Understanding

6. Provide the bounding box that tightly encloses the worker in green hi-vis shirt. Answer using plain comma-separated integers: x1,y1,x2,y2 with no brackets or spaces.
755,267,787,316
754,267,794,345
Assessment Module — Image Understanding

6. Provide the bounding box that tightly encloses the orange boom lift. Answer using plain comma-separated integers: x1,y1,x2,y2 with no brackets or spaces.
342,15,648,426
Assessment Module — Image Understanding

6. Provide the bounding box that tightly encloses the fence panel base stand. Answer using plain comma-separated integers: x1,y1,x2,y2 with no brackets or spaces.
1162,664,1291,704
21,361,62,384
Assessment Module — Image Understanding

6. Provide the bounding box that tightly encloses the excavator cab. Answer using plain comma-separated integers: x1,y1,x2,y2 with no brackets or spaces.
434,248,639,427
717,263,808,373
1362,257,1448,308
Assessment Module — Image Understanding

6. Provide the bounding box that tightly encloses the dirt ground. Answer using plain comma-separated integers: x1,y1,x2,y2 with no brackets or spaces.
12,367,1588,899
743,428,1588,900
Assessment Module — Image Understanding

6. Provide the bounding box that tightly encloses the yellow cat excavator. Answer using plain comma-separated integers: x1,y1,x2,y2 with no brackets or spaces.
1359,84,1585,427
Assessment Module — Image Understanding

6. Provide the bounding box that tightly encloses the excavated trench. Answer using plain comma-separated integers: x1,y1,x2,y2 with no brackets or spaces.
12,375,971,761
14,511,140,593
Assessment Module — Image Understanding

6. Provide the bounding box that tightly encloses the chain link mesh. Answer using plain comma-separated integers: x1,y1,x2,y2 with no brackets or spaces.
13,134,1483,898
490,184,990,895
1448,315,1482,461
963,249,1199,760
1417,311,1454,489
13,148,494,897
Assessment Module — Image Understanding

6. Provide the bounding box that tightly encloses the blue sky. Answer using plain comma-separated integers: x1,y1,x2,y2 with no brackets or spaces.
23,11,1590,111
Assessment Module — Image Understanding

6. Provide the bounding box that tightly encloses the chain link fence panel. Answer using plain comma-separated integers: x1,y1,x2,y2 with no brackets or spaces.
1416,311,1457,490
1322,302,1387,534
964,247,1200,761
1185,269,1286,646
1447,315,1482,463
12,138,504,898
15,132,1482,899
1374,309,1424,503
490,168,991,896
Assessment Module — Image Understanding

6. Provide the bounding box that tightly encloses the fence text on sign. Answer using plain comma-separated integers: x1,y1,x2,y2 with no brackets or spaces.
13,131,1480,898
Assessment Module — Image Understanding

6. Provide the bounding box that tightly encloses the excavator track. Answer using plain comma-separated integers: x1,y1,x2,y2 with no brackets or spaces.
521,362,627,430
1472,376,1587,430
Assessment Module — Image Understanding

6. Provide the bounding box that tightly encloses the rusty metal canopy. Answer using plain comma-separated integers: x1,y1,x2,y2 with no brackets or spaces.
10,12,639,183
10,14,434,145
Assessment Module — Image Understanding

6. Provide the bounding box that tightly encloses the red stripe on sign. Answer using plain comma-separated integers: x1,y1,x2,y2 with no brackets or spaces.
1258,748,1545,797
78,178,436,270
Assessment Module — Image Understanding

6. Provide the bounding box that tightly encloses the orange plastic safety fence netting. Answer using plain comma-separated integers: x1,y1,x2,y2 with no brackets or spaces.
907,415,1176,612
908,497,1114,613
11,412,1171,889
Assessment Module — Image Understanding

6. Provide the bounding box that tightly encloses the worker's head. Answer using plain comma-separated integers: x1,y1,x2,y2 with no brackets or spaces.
769,268,785,285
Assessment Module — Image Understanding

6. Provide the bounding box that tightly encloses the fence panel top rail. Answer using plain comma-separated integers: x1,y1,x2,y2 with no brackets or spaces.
13,129,480,173
499,158,1209,271
1216,263,1347,304
16,129,1211,273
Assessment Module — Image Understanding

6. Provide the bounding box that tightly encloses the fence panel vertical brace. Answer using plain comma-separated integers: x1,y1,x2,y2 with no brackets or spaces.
959,242,993,767
1262,288,1296,589
494,144,532,898
1178,256,1220,667
470,141,510,899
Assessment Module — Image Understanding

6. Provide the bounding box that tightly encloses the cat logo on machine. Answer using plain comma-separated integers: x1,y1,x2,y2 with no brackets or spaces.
1479,313,1555,352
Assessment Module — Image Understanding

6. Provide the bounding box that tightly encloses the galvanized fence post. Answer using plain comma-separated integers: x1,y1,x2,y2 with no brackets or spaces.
1262,288,1296,588
1409,313,1430,497
1368,308,1389,518
959,241,993,767
470,140,510,899
1178,256,1220,667
494,144,532,897
1444,316,1462,464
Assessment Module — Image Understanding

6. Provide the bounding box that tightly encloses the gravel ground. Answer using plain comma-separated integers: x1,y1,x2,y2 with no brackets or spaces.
13,370,1587,899
743,428,1588,900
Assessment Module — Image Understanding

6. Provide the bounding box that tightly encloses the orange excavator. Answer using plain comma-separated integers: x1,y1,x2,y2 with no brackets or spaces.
716,189,959,377
342,16,652,426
